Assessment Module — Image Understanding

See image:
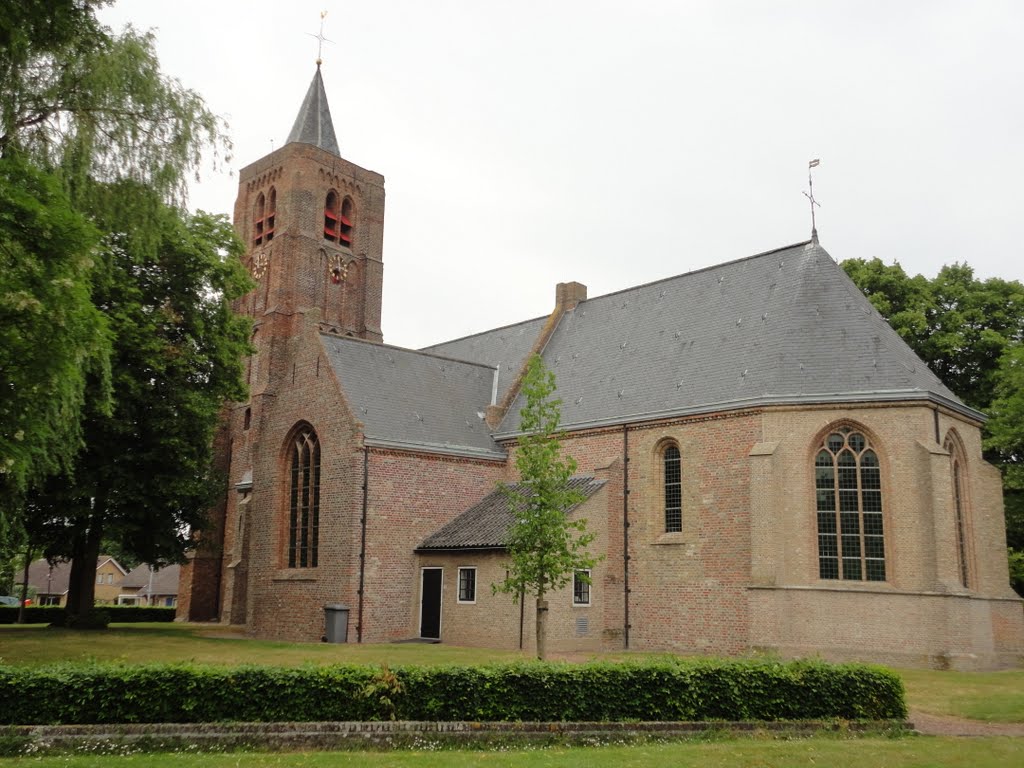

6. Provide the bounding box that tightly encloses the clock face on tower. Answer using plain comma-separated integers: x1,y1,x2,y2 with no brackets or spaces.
251,249,269,280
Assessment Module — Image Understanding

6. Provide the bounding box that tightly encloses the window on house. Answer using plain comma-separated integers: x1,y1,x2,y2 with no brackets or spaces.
287,425,320,568
815,427,885,581
573,570,591,606
96,574,103,585
944,434,970,588
664,443,682,533
458,567,477,603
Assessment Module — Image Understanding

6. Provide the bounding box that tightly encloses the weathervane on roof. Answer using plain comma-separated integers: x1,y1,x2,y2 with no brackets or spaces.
803,158,821,243
307,10,333,67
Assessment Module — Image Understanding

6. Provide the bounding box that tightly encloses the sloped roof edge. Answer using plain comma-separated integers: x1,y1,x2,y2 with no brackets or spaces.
494,390,985,440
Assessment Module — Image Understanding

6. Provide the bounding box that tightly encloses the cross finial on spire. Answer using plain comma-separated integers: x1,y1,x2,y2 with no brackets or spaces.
803,158,821,243
307,10,333,67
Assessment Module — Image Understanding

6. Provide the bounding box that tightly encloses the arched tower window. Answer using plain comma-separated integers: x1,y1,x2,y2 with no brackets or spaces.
254,188,276,246
339,196,354,248
287,425,320,568
265,187,276,242
814,427,885,581
253,193,265,245
944,432,971,588
663,443,682,533
324,191,354,247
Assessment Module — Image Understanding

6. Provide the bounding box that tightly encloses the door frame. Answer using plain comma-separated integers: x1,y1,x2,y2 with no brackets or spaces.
419,567,443,640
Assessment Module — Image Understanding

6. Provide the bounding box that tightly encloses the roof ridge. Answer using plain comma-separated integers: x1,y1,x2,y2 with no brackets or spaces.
420,313,549,351
320,332,498,371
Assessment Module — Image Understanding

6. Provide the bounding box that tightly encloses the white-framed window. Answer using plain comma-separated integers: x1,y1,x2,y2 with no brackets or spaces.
573,569,591,606
457,567,477,604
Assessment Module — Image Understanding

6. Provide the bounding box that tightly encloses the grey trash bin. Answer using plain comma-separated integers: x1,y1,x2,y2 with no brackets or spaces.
323,603,350,643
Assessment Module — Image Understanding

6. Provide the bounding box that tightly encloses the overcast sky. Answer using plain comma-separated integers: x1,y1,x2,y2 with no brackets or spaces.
99,1,1024,350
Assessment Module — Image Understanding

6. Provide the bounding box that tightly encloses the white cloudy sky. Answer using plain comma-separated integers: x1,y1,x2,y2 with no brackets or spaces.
99,1,1023,350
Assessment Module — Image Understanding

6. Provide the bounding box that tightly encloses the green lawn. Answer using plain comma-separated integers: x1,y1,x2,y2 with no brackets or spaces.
0,738,1022,768
0,622,525,667
900,667,1024,722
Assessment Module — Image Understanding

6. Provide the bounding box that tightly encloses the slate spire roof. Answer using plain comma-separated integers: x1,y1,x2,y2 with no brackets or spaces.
286,67,340,154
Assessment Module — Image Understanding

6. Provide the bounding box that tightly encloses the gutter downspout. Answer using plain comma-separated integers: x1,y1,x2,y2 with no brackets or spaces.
357,446,369,643
623,424,631,649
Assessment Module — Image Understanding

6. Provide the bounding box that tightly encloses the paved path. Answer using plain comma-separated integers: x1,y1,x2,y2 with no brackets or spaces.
909,709,1024,737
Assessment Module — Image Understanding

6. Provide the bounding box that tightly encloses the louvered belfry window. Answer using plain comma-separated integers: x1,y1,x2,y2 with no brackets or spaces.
254,188,276,245
288,426,320,568
324,191,353,247
815,428,885,581
664,444,682,533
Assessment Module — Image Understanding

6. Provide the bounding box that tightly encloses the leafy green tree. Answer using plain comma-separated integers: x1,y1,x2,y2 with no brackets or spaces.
32,195,250,620
0,156,110,505
1,1,244,618
494,354,600,659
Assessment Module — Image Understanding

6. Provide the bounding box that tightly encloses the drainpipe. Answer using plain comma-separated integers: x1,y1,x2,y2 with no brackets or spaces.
357,446,369,643
623,424,631,649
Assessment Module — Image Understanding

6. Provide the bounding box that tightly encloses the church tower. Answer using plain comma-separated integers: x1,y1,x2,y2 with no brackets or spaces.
177,66,385,623
235,66,385,344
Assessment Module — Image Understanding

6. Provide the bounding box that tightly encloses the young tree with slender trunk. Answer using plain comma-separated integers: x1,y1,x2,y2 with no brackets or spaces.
494,354,599,659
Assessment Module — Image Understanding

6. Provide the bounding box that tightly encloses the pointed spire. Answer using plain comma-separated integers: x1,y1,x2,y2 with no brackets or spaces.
286,68,340,155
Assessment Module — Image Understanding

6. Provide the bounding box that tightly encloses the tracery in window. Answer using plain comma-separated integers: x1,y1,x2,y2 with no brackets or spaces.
663,443,682,533
814,427,885,581
287,425,320,568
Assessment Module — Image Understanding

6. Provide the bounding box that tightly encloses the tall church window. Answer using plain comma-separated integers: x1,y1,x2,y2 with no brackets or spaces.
287,426,320,568
815,427,885,581
663,443,682,533
254,188,276,245
944,433,971,588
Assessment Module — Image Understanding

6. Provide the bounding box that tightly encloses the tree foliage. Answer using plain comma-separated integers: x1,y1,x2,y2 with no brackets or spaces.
30,195,251,617
1,1,247,619
0,155,110,500
494,354,599,659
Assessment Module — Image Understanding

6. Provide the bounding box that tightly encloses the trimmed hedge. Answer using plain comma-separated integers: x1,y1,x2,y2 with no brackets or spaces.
0,606,175,625
0,658,906,725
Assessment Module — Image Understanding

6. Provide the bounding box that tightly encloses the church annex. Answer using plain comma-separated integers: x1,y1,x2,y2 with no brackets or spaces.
177,68,1024,669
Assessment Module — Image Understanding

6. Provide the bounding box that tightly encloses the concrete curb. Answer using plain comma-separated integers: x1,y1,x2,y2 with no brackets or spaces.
3,720,913,754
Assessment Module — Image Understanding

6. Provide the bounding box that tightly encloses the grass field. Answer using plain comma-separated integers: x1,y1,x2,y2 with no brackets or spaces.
0,738,1022,768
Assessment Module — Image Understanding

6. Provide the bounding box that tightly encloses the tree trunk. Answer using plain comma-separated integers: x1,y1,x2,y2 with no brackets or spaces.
65,509,103,624
535,596,548,660
16,546,32,624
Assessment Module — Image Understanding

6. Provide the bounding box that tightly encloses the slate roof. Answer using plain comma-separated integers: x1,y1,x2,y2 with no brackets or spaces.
417,476,607,551
420,315,549,405
121,564,180,597
491,240,973,436
320,334,504,458
286,67,340,155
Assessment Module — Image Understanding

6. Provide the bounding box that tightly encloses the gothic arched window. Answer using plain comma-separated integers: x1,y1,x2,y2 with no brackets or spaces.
287,425,320,568
324,190,340,243
814,427,885,581
944,433,971,588
663,443,682,533
339,196,354,248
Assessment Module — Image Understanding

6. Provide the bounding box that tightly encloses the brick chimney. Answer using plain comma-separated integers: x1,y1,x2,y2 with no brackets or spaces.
555,281,587,311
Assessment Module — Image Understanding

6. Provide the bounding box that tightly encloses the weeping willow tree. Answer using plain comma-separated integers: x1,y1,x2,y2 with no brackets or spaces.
1,1,250,622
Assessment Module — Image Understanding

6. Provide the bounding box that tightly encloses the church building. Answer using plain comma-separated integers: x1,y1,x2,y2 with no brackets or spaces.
177,68,1023,669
